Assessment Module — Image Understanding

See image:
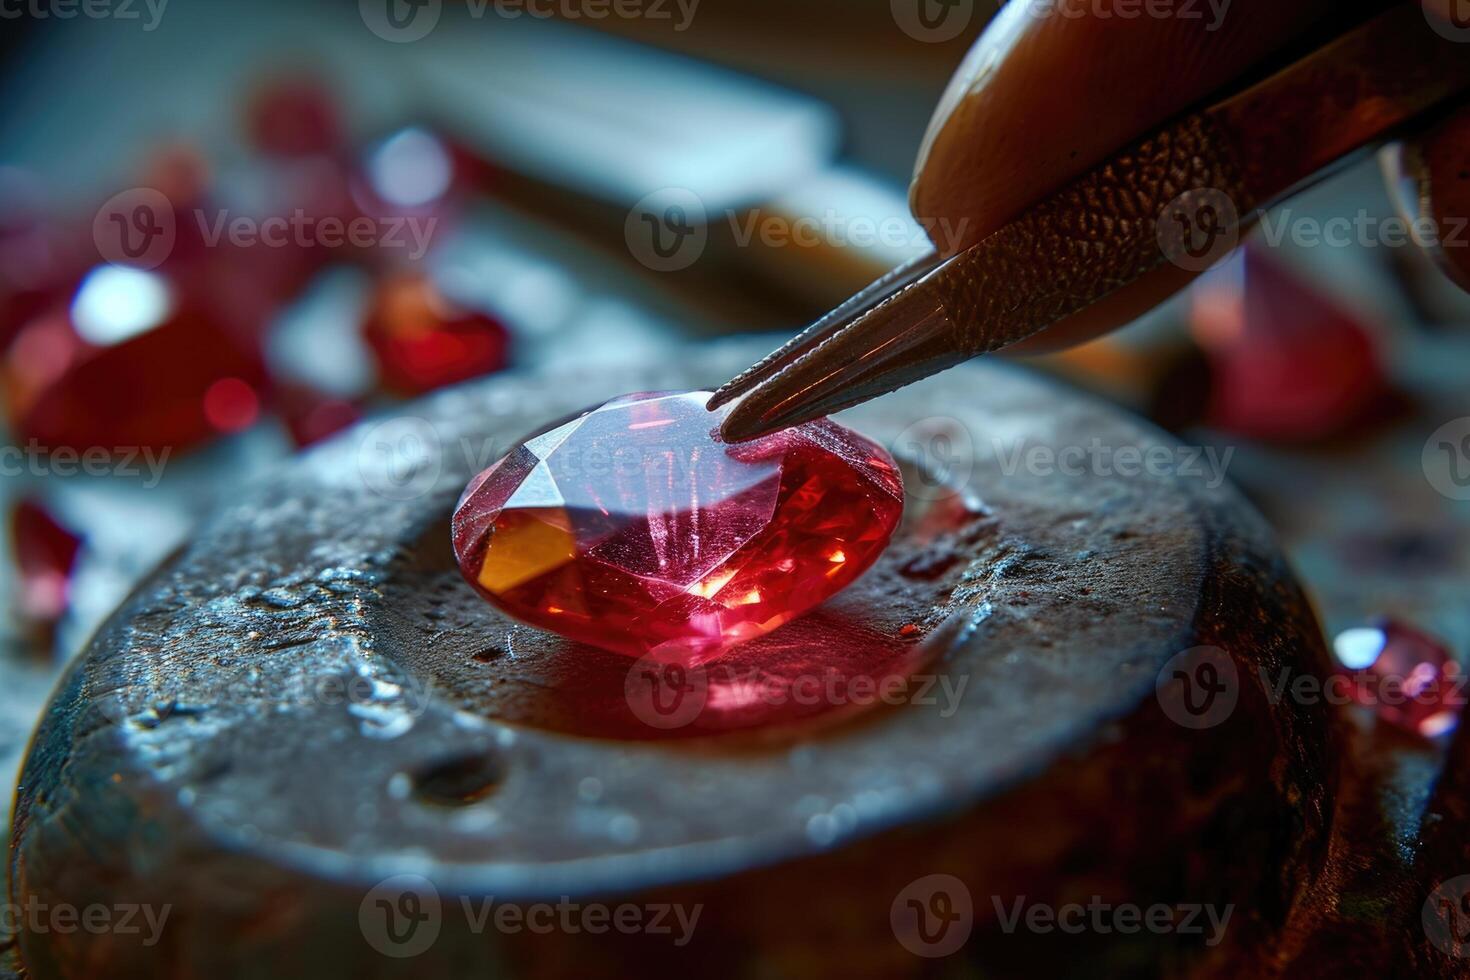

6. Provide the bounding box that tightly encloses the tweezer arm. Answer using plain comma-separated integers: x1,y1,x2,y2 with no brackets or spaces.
716,5,1470,442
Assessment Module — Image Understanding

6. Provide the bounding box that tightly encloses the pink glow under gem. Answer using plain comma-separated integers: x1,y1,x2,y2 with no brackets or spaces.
1333,619,1463,738
452,391,904,662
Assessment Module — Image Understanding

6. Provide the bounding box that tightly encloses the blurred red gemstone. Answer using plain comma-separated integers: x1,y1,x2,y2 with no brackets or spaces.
202,377,261,433
11,499,82,624
243,75,343,159
1190,247,1387,441
1333,619,1463,738
362,273,508,395
3,267,267,453
273,383,361,447
0,169,87,350
452,391,903,662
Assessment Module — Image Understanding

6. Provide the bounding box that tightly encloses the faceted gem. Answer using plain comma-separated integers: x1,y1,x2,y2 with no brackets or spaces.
362,273,509,395
1333,619,1463,738
11,499,81,624
3,266,267,453
452,391,904,662
1190,247,1387,442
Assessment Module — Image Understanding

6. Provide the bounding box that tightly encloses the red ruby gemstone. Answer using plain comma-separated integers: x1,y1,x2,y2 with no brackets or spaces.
452,391,904,662
1333,619,1464,738
1190,247,1386,442
3,266,268,453
362,274,509,396
11,499,82,624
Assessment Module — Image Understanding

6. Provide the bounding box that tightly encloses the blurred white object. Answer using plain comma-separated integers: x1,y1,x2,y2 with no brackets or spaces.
414,16,841,210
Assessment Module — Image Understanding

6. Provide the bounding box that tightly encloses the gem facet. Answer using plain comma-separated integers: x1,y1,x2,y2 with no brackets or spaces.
1333,619,1463,738
452,391,903,662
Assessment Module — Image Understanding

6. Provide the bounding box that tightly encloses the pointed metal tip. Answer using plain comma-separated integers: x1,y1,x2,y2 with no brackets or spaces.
718,398,801,444
704,384,743,412
705,252,945,419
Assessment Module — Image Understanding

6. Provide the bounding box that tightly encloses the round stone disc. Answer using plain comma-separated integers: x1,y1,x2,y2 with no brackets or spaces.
11,341,1333,978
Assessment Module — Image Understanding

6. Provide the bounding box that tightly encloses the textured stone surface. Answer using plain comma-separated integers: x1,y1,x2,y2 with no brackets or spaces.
10,341,1333,978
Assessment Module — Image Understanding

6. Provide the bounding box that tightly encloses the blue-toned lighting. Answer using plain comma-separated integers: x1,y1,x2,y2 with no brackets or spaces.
1333,626,1387,670
368,127,452,209
71,266,173,346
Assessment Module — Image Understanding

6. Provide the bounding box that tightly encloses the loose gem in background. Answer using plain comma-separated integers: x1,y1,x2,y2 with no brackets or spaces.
11,499,81,625
1190,247,1388,442
3,266,268,453
1333,619,1463,738
362,273,508,395
453,391,903,662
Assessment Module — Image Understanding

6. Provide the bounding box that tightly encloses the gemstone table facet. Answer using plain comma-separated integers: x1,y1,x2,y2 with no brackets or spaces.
452,391,904,662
